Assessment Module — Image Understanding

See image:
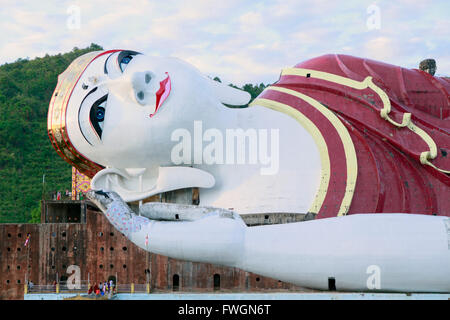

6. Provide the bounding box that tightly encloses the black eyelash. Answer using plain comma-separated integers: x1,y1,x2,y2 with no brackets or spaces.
104,50,142,75
104,58,109,75
89,94,108,139
78,87,99,145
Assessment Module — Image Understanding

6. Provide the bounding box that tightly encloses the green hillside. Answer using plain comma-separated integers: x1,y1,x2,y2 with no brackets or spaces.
0,44,267,223
0,44,103,223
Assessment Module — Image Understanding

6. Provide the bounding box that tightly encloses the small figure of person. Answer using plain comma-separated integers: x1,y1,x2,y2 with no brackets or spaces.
109,280,114,294
28,280,34,292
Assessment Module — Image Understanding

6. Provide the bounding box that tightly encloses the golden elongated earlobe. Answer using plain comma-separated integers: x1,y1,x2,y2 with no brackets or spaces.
48,50,105,177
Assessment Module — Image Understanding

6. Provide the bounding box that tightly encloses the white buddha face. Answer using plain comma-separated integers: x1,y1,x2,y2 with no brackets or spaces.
64,50,249,170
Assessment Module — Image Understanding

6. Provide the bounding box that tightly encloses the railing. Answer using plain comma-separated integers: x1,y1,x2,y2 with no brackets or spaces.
26,284,59,294
59,280,90,293
43,191,76,201
25,281,151,294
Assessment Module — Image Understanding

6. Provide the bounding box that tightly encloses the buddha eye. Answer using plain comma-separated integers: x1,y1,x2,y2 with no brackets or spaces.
119,55,133,72
96,106,105,122
89,95,108,139
78,86,109,145
104,50,141,77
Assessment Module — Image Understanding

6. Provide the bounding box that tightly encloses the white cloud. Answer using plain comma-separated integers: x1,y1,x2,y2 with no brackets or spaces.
363,36,397,61
1,0,449,82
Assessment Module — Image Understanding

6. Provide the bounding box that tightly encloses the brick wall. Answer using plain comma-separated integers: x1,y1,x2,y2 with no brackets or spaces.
0,208,305,299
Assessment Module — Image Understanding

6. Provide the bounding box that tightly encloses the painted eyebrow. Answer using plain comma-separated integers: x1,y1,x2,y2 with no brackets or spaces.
81,87,98,105
78,87,98,146
104,52,115,74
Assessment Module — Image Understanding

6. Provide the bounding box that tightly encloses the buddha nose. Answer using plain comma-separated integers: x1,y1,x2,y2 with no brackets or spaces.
131,71,154,105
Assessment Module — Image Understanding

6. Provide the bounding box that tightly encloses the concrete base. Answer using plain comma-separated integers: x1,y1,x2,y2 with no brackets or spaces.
24,292,450,300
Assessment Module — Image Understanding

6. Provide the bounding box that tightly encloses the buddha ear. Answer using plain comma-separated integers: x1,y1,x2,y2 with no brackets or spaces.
207,77,251,106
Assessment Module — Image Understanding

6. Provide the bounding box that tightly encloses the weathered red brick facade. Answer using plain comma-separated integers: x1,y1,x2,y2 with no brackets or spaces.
0,202,305,299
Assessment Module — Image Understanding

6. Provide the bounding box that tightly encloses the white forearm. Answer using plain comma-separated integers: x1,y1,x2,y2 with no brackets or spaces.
130,213,247,267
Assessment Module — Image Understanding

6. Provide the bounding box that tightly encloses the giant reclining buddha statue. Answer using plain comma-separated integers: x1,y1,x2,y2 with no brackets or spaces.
48,50,450,292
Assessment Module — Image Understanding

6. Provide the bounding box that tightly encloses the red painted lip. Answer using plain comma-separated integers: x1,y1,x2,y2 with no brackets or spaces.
151,72,171,117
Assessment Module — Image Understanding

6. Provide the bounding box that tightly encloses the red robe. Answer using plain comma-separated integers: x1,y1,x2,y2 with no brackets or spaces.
257,54,449,218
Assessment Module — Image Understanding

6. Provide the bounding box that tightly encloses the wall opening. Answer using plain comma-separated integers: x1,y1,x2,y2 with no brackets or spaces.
328,277,336,291
213,274,220,291
60,275,68,287
108,276,116,285
172,274,180,291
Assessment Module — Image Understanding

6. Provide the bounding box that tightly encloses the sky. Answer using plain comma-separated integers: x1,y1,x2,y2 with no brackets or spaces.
1,0,449,86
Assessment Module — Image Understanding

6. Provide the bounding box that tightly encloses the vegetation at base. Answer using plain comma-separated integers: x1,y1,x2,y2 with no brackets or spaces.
0,44,268,223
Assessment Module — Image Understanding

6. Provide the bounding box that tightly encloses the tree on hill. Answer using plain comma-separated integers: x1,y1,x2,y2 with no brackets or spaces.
0,43,103,223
